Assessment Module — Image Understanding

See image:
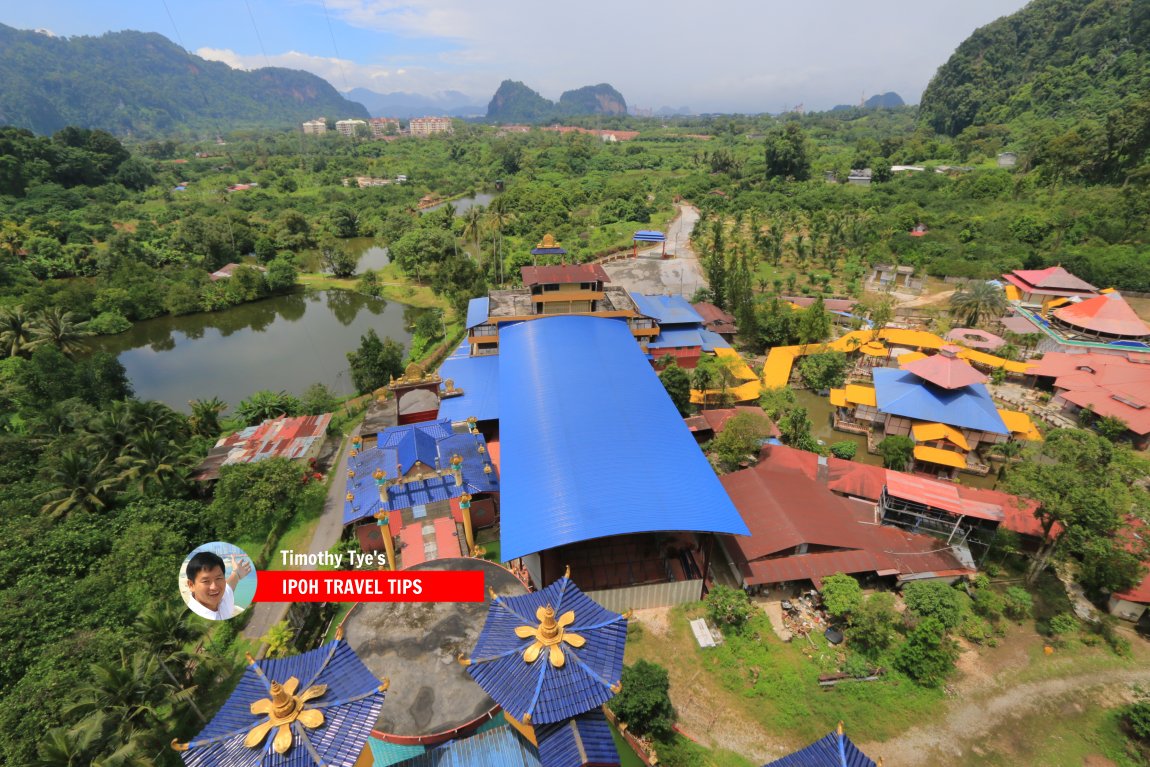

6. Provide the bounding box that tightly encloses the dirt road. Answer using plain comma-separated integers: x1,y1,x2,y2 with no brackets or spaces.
601,204,708,297
862,667,1150,765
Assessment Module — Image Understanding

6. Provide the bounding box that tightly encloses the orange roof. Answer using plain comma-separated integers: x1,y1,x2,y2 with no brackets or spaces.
912,422,971,451
997,409,1043,441
913,445,968,469
1052,292,1150,338
829,388,848,407
844,385,877,407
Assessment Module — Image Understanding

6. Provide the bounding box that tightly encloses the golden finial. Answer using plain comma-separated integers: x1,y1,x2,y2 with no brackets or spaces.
610,681,622,694
537,233,558,249
345,492,354,502
483,463,492,474
347,469,355,478
837,721,844,736
457,654,472,667
488,586,499,601
379,678,390,692
244,676,329,754
515,605,584,667
170,739,189,752
335,626,343,641
245,653,256,665
523,713,532,725
350,448,358,458
623,609,634,620
563,565,571,579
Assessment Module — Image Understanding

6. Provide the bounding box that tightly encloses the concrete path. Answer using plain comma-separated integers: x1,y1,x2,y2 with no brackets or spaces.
601,204,708,297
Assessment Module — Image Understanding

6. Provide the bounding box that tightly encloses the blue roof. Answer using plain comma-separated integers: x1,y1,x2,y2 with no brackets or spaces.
633,230,665,242
535,709,619,767
344,420,498,525
181,640,386,767
497,315,749,560
530,246,568,255
437,353,500,423
872,367,1008,434
393,725,541,767
629,293,704,326
762,729,877,767
467,576,627,725
466,297,490,329
648,327,731,352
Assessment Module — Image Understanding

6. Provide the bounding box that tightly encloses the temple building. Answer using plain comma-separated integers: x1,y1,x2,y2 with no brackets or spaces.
1029,351,1150,449
1002,266,1098,306
762,723,879,767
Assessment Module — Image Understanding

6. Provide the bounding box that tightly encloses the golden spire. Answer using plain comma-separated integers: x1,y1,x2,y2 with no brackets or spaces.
244,676,329,754
515,605,585,667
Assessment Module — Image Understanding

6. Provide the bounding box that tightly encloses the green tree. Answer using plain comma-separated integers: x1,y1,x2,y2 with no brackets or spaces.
262,620,297,659
796,298,832,346
894,616,958,687
1094,415,1129,442
949,281,1007,327
658,362,692,417
1002,586,1033,620
797,352,848,391
319,239,357,279
705,584,754,633
36,450,117,518
820,573,863,619
265,257,298,293
234,390,302,426
712,411,772,471
187,397,227,439
878,435,914,470
1123,701,1150,743
829,441,857,460
848,592,901,654
29,308,94,358
764,124,811,181
902,581,966,630
210,458,314,540
300,382,339,415
347,329,405,394
612,660,675,739
776,404,819,452
0,306,35,358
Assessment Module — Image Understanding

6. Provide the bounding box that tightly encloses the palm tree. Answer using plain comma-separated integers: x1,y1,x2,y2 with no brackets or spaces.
133,603,208,722
462,205,485,263
115,429,190,495
949,281,1007,327
0,305,34,357
36,449,118,517
235,389,301,426
188,397,227,438
29,307,94,358
34,716,151,767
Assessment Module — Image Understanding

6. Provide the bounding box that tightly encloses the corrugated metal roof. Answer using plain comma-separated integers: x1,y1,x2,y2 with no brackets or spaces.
648,326,731,351
520,264,608,285
181,640,386,767
498,316,749,561
633,230,666,241
912,422,971,451
535,709,619,767
872,368,1007,434
628,293,703,325
437,354,501,423
762,729,877,767
468,576,627,725
1009,266,1097,292
901,349,988,389
913,445,968,469
392,725,542,767
1053,292,1150,338
466,297,491,329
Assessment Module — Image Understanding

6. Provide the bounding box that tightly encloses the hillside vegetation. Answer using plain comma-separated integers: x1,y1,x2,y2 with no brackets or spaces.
0,25,368,137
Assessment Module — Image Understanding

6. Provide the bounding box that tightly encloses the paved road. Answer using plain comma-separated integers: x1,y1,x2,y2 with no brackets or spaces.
241,431,356,646
601,204,708,297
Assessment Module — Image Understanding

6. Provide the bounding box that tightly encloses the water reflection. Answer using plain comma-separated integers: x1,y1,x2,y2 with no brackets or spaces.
89,290,416,410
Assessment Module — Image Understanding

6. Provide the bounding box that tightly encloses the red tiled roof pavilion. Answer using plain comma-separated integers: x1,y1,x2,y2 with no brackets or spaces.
900,345,988,389
1052,292,1150,339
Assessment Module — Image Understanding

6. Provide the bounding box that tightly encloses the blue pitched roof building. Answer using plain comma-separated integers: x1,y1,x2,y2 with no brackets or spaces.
872,367,1007,434
498,316,749,561
344,419,498,525
438,348,501,423
629,292,703,326
762,726,877,767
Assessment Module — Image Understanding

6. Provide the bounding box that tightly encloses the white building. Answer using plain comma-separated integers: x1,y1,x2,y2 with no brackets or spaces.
408,117,453,137
336,119,368,137
302,118,328,135
369,117,401,138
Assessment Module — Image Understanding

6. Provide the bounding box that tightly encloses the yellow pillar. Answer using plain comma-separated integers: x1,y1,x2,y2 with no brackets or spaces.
460,493,476,555
374,511,397,571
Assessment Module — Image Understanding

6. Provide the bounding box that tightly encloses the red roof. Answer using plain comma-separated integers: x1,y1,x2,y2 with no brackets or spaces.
698,407,780,438
885,472,969,516
901,346,988,389
956,485,1050,539
1052,293,1150,338
692,302,735,324
1032,352,1150,436
1114,517,1150,604
826,458,887,500
194,413,332,479
746,549,881,586
519,264,609,286
1006,267,1097,294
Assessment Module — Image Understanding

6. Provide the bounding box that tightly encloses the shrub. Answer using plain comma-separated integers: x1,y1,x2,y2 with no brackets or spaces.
843,654,872,679
612,660,675,739
971,585,1004,622
820,573,863,619
1002,586,1033,620
705,584,754,632
1123,701,1150,742
829,441,857,460
903,581,966,630
1048,613,1079,641
87,310,132,335
848,592,901,655
895,616,959,687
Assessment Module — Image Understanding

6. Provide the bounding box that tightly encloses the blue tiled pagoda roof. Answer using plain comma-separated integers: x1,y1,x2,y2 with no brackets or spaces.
466,575,627,725
762,727,877,767
179,640,386,767
535,709,620,767
344,419,499,525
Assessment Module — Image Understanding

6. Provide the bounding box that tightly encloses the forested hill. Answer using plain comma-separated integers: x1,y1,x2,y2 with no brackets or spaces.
0,25,368,137
920,0,1150,137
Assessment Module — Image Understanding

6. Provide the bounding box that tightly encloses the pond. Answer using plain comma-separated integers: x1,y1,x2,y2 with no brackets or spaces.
422,192,495,215
90,290,423,411
300,238,390,274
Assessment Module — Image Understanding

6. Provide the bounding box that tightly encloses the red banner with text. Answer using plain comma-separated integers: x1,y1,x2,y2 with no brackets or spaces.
253,570,485,603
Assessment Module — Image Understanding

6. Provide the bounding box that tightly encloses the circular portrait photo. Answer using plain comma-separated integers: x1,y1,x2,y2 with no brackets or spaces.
179,542,257,621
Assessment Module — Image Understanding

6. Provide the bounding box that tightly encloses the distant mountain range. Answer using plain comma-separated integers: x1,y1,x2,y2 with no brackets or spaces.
344,88,485,119
831,92,906,111
486,80,628,122
0,24,368,136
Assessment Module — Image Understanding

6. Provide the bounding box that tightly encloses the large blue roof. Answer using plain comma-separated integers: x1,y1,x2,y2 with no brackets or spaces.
466,297,490,329
873,367,1008,434
629,293,703,326
535,709,619,767
762,729,877,767
467,576,626,725
437,353,500,423
498,316,749,560
181,640,386,767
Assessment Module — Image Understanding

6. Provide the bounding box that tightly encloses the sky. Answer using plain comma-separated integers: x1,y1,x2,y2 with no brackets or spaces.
5,1,1032,113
